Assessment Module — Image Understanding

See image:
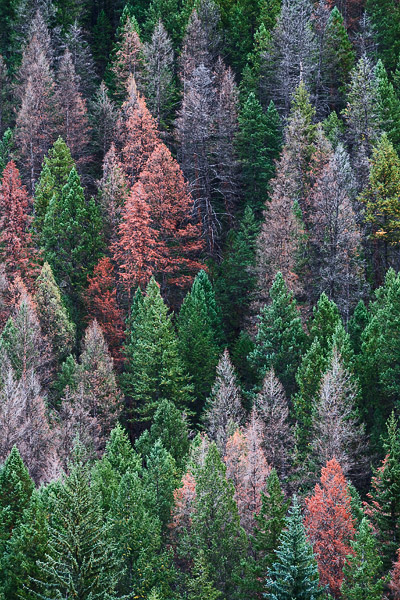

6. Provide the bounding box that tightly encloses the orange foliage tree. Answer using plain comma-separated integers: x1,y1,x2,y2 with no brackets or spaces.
305,458,356,598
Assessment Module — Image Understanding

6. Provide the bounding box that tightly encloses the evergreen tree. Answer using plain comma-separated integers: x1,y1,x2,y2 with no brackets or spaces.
341,518,385,600
236,94,281,215
34,262,76,363
251,469,290,591
365,0,400,72
186,549,222,600
250,271,307,396
375,60,400,153
348,299,369,355
123,277,193,428
178,270,222,415
34,444,120,599
0,446,34,543
265,495,324,600
143,438,179,529
33,137,74,238
215,206,259,342
41,166,103,323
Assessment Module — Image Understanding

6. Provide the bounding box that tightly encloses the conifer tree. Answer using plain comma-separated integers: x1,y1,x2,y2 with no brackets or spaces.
389,547,400,598
109,13,144,102
178,270,222,415
305,458,356,597
34,444,120,599
34,262,76,363
348,299,369,355
375,59,400,153
143,438,179,529
236,94,281,215
202,349,244,451
55,49,91,168
123,277,193,428
365,413,400,571
250,271,307,396
341,518,385,600
33,137,74,238
41,166,103,322
97,143,128,243
0,161,37,282
187,443,248,599
251,469,290,590
265,495,324,600
186,550,222,600
0,446,34,541
89,82,118,164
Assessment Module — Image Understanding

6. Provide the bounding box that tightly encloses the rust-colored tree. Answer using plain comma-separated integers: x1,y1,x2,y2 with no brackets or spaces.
117,77,159,186
305,458,356,598
84,257,125,366
0,161,38,283
389,548,400,599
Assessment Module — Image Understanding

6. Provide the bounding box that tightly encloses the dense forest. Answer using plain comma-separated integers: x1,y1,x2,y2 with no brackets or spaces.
1,0,400,598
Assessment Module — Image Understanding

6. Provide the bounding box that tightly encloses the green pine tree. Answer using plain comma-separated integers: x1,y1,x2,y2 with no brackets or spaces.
34,261,76,363
265,495,324,600
186,550,222,600
341,518,385,600
348,300,369,355
236,94,282,215
178,271,222,415
376,59,400,153
0,446,34,541
251,469,290,593
34,443,119,599
215,206,259,342
0,128,13,174
41,166,104,325
33,137,74,238
123,277,193,427
249,271,307,396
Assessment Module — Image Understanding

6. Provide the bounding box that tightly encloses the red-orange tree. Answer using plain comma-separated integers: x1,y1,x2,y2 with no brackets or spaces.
0,161,38,283
305,458,356,598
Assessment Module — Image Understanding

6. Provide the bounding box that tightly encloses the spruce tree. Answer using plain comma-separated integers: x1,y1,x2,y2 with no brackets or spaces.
348,299,369,355
251,469,290,592
34,444,119,599
123,277,193,428
236,93,281,215
186,550,222,600
34,262,76,363
215,206,259,342
178,270,222,415
341,518,385,600
265,495,325,600
0,446,34,541
41,166,103,324
250,271,307,396
33,137,74,238
376,60,400,153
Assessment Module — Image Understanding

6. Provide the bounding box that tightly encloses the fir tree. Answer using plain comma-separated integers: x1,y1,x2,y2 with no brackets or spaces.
34,444,120,599
178,270,222,415
376,59,400,153
123,277,193,428
0,446,34,542
41,166,103,323
186,550,222,600
341,518,385,600
265,495,324,600
250,271,307,396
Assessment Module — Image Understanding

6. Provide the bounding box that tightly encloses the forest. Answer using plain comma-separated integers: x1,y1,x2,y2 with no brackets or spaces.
1,0,400,597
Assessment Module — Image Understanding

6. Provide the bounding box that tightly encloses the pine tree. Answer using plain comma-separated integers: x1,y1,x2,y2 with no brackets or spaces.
143,20,176,128
84,257,125,365
365,413,400,571
389,547,400,598
97,143,128,244
250,271,307,396
375,59,400,153
187,443,248,599
252,469,290,590
34,444,120,599
255,368,294,477
109,13,144,103
178,270,222,415
360,134,400,280
186,550,222,600
34,262,76,364
143,439,179,529
41,166,103,323
89,82,118,164
33,137,74,238
215,206,259,341
0,446,34,541
265,495,324,600
305,458,356,597
341,518,385,600
123,277,193,428
202,349,244,451
348,299,369,355
55,49,91,168
365,0,400,72
0,161,37,282
236,94,281,215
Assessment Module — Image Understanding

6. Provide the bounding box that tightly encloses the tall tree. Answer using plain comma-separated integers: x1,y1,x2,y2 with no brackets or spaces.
0,161,37,283
305,458,355,597
122,277,193,428
109,13,144,102
265,495,324,600
202,349,244,451
97,143,128,244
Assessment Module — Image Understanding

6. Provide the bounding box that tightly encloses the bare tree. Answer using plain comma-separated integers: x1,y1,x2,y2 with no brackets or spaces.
312,347,368,483
202,349,244,451
255,368,294,478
